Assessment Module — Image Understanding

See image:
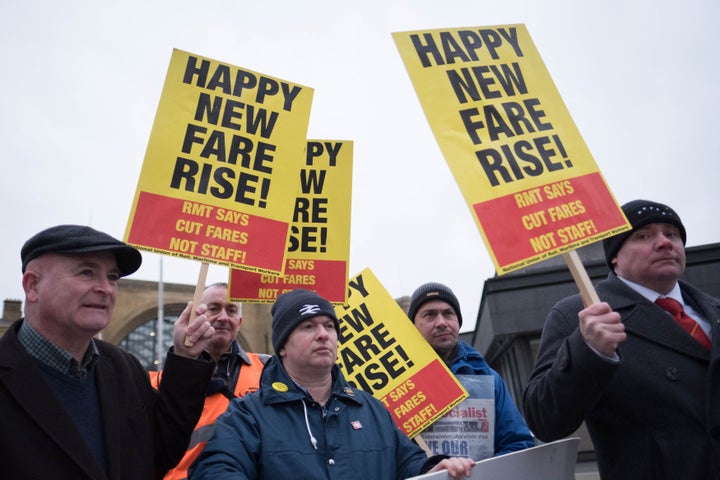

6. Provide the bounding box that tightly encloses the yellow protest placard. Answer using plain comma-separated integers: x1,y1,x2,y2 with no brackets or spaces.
125,49,313,275
336,268,467,437
229,140,353,304
393,25,630,274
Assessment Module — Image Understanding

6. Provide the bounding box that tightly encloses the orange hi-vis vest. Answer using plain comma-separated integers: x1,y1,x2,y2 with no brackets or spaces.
149,349,269,480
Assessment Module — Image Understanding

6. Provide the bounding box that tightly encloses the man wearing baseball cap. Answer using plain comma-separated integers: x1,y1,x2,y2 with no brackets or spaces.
191,289,475,479
408,282,535,457
0,224,217,479
524,200,720,479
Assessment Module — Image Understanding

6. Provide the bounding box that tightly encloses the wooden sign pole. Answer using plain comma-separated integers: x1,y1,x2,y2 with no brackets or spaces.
184,262,210,347
562,250,600,307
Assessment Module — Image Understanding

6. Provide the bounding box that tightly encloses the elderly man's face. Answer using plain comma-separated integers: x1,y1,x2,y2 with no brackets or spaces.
612,222,686,294
25,251,120,340
202,285,242,358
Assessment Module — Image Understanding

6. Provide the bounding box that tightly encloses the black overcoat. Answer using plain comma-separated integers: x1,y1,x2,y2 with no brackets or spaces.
523,273,720,479
0,319,213,480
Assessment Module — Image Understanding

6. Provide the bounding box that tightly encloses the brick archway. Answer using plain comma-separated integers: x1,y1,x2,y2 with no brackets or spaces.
103,278,273,355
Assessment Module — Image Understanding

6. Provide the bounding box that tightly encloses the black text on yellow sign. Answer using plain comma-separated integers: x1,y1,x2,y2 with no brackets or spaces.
336,276,415,393
288,141,343,254
408,27,575,187
169,55,305,209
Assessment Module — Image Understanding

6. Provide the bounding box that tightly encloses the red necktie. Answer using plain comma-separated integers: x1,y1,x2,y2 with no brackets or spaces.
655,297,711,350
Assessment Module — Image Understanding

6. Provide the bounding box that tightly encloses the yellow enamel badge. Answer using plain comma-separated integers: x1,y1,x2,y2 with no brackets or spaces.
272,382,289,392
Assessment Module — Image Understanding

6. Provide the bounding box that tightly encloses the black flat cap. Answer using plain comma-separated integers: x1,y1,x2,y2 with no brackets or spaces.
21,224,142,277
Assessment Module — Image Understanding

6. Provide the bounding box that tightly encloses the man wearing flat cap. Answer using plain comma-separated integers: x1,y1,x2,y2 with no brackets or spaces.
523,200,720,479
190,289,476,479
0,224,217,480
407,282,534,458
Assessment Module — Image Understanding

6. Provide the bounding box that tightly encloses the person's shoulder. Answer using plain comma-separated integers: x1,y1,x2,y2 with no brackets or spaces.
349,387,377,401
681,280,720,309
553,273,620,311
347,388,390,412
95,338,131,358
552,291,585,309
681,279,720,299
332,379,376,406
0,319,22,347
0,320,26,364
456,341,485,360
249,352,271,365
95,340,146,370
233,388,264,408
457,340,479,352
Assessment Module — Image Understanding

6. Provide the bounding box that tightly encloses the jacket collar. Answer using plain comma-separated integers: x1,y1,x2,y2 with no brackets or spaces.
0,320,110,479
599,273,717,359
259,356,363,407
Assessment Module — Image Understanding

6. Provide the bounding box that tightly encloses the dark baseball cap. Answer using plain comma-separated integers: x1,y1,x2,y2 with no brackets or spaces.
21,224,142,277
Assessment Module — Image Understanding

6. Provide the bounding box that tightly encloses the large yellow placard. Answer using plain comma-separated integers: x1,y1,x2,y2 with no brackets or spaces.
125,49,313,275
393,25,629,273
336,268,467,437
230,140,353,304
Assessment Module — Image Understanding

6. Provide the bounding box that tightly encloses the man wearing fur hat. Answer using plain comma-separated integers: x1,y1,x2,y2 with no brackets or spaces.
523,200,720,479
0,224,216,479
408,282,535,457
190,289,475,479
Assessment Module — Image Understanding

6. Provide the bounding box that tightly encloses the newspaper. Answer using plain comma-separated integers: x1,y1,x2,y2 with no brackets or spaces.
419,375,494,460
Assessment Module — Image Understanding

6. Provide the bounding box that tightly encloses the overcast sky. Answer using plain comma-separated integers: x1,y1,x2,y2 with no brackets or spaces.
2,0,718,332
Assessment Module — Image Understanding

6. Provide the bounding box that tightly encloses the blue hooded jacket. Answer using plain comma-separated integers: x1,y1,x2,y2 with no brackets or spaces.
189,355,438,479
450,341,535,455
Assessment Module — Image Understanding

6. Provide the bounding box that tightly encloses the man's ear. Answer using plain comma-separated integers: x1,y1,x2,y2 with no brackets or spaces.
22,270,41,302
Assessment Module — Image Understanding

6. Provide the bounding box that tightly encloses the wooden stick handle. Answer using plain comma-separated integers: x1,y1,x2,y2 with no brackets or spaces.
414,434,432,457
184,262,210,347
562,250,600,307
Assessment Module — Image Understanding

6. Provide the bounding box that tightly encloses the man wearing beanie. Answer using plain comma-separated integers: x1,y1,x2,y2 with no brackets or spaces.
191,289,475,479
407,282,534,457
0,224,216,479
150,282,270,480
524,200,720,479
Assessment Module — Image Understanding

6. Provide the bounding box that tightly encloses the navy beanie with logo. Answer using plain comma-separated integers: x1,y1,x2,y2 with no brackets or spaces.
271,289,339,352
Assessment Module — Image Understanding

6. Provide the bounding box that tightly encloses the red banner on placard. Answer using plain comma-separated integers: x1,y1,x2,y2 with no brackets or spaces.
230,258,347,303
474,172,627,269
393,25,631,274
380,359,467,435
127,192,287,273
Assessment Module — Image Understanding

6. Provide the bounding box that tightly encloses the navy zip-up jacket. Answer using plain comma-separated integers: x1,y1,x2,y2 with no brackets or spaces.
450,341,535,455
190,355,440,479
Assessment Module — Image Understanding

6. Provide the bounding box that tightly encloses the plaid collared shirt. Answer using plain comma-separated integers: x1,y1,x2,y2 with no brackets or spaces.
18,320,99,378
